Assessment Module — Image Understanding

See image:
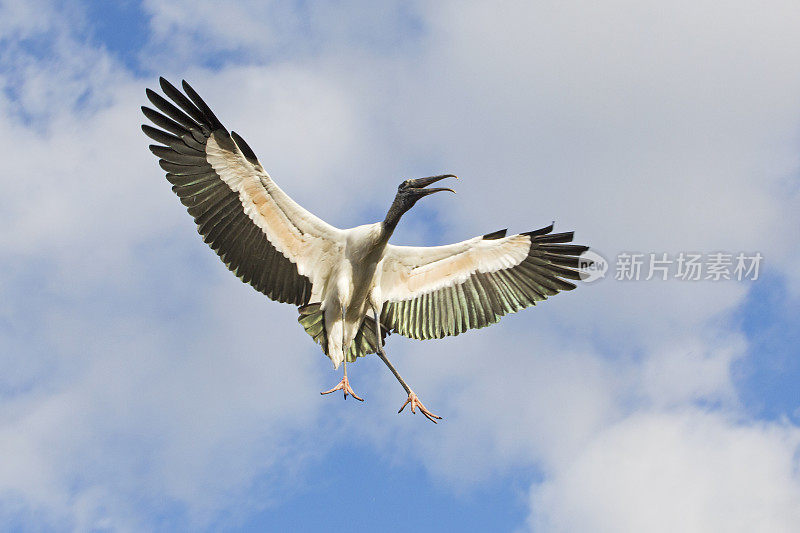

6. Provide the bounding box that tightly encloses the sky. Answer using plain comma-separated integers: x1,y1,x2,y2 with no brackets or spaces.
1,0,800,531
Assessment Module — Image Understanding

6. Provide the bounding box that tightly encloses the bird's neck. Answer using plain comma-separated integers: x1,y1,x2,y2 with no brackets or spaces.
382,196,410,237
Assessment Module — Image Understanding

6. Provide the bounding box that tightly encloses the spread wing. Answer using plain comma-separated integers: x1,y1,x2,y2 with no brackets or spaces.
142,78,343,305
378,224,588,339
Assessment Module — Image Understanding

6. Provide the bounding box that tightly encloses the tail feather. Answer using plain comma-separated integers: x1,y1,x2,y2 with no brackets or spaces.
297,303,390,363
298,303,328,353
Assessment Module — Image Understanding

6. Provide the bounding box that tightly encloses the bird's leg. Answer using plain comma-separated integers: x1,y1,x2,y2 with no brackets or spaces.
373,309,442,423
320,306,363,401
320,359,364,401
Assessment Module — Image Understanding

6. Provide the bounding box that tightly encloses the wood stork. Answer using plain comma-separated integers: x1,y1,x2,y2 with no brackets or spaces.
142,78,590,423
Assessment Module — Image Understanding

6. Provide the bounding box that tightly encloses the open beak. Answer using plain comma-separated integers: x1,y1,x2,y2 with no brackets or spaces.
407,174,458,195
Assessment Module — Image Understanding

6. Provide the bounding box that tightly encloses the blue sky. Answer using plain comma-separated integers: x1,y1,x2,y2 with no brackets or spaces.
1,1,800,531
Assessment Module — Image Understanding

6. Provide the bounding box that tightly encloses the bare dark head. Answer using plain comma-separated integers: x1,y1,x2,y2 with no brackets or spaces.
384,174,458,230
395,174,457,209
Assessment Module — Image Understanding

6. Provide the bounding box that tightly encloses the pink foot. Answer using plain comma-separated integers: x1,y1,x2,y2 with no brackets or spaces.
320,375,364,401
398,391,442,423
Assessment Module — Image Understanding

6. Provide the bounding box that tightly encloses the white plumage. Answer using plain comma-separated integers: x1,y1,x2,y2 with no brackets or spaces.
143,78,590,422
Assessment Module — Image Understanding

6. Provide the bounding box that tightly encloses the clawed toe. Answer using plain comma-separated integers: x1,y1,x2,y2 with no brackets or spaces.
398,391,442,423
320,375,364,401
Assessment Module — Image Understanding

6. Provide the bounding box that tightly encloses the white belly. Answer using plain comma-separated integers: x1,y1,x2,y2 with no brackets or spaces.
324,264,370,368
316,222,388,369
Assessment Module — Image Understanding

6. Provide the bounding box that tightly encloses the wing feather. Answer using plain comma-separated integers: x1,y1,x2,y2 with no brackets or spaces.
143,77,343,305
379,224,589,339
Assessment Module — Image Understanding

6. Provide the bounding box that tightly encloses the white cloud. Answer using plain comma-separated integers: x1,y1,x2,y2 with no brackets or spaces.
2,0,800,530
140,0,418,71
529,410,800,533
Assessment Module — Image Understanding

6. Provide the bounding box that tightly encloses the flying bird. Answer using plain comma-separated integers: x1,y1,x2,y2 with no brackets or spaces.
142,78,590,423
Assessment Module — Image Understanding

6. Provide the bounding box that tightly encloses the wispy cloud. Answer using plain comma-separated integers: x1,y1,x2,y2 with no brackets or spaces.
1,0,799,530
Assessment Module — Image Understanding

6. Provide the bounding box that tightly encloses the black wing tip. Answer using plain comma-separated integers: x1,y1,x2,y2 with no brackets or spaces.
181,79,196,94
146,76,234,149
533,231,575,244
158,76,176,92
559,280,578,291
148,143,166,155
141,124,162,142
145,77,177,98
141,123,161,134
231,131,259,163
524,222,555,237
482,228,508,240
140,105,160,121
524,223,592,254
180,78,226,131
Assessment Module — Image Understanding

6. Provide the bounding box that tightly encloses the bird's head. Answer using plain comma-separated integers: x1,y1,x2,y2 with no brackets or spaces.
384,174,458,230
394,174,457,207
